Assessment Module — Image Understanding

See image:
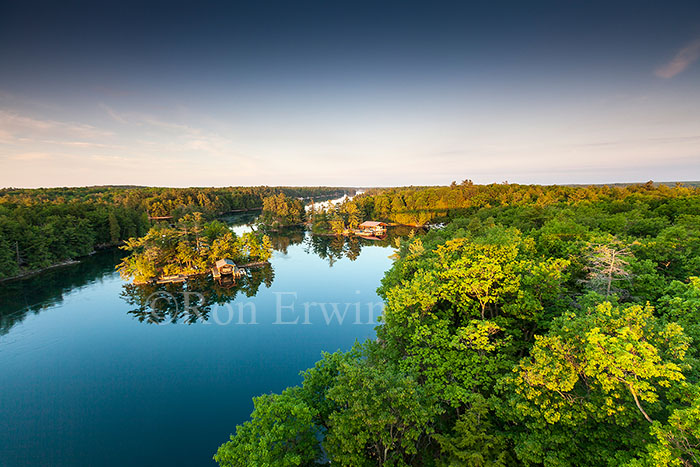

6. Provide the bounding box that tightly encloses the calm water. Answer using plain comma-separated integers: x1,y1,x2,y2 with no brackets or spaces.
0,217,410,466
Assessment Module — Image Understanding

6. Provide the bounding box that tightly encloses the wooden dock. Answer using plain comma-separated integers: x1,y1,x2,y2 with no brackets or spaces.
236,260,270,268
155,274,187,284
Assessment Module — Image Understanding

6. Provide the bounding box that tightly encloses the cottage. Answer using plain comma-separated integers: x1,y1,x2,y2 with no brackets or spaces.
357,221,387,236
212,258,245,280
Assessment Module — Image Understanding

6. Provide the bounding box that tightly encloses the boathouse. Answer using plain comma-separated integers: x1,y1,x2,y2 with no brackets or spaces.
212,259,245,280
358,221,387,236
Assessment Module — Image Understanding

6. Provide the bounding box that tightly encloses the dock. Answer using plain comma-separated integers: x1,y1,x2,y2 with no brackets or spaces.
155,274,187,284
352,221,388,239
236,260,270,269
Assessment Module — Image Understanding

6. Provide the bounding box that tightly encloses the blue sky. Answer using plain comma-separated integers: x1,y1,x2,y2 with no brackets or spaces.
1,0,699,187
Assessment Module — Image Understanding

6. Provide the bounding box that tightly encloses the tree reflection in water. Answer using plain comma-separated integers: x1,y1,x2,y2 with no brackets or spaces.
120,266,275,324
120,225,423,323
0,248,126,336
304,225,422,267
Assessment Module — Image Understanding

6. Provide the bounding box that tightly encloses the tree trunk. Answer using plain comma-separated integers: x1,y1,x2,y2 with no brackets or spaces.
606,250,616,297
628,384,653,423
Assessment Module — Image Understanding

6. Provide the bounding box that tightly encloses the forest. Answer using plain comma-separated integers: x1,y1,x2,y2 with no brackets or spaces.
215,181,700,466
0,186,345,280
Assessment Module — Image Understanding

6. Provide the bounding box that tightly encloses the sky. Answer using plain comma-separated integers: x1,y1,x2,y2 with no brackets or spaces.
1,0,699,188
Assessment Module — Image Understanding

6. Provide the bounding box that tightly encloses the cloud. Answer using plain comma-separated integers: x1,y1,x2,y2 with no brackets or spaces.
569,135,700,148
41,139,124,149
0,109,113,140
8,152,52,161
102,109,248,160
655,38,700,78
99,103,129,124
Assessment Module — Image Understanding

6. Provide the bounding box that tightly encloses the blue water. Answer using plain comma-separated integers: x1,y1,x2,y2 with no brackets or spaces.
0,229,396,466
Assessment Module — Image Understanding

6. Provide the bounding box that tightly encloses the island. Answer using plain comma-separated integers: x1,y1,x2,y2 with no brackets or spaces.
116,212,273,284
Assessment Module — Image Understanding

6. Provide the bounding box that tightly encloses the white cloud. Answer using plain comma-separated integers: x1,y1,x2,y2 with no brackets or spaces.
655,38,700,78
99,103,129,124
0,109,113,141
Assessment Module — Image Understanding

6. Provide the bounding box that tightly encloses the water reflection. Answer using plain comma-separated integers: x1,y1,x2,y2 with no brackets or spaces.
0,249,126,336
267,227,306,254
0,215,424,332
304,225,420,267
118,226,423,323
219,212,259,236
120,266,275,324
229,223,420,264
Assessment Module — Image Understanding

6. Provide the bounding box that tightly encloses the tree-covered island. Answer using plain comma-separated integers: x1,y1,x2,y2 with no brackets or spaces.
117,212,272,284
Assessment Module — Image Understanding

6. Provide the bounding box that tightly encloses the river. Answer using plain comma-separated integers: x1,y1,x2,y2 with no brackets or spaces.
0,213,416,466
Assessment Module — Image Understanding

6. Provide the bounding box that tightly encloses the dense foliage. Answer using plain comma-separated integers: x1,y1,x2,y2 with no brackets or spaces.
348,180,700,226
259,193,305,229
0,195,149,279
117,212,273,283
0,186,344,279
215,182,700,466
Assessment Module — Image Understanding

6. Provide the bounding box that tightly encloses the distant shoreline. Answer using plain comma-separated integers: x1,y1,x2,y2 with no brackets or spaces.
0,259,81,283
0,244,123,283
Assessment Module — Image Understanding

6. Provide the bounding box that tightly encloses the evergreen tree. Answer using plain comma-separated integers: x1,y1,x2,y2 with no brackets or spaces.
108,212,121,244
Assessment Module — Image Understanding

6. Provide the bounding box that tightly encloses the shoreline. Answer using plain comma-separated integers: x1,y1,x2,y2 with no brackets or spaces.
0,259,82,283
0,244,123,283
